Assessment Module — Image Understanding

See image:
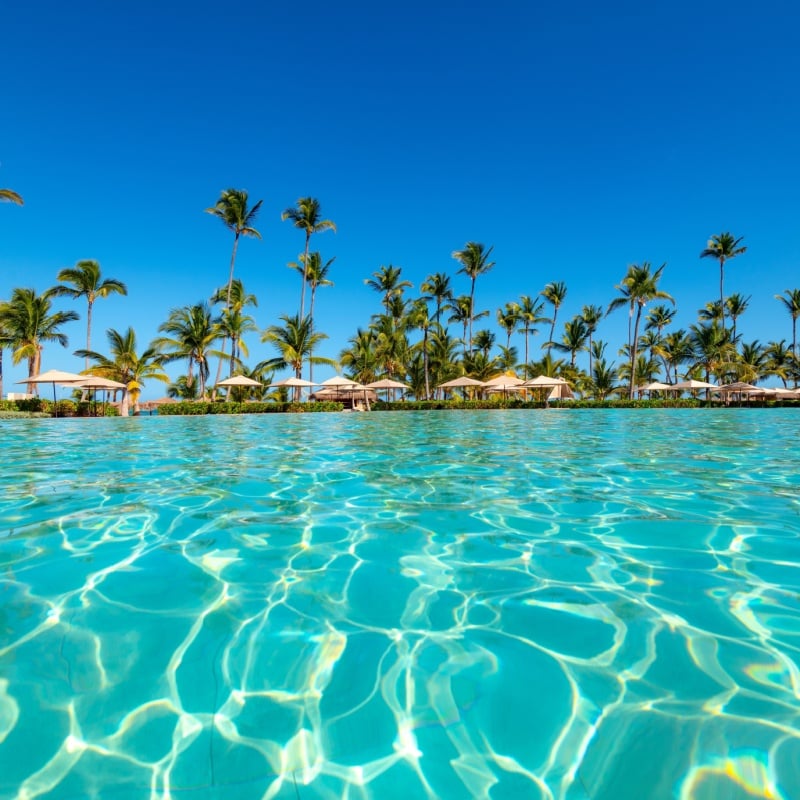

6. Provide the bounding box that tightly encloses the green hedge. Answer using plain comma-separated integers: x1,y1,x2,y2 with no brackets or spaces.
0,398,118,417
157,401,344,415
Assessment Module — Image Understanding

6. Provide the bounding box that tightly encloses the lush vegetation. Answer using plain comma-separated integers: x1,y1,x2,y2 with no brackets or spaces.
157,401,343,415
2,185,799,415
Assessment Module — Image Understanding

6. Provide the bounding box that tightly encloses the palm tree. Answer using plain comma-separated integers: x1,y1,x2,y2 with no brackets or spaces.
656,329,693,384
340,328,379,385
448,295,487,357
372,314,411,379
473,329,496,359
408,298,433,399
421,272,453,326
775,289,800,384
365,265,412,314
429,328,461,396
726,293,750,343
210,278,258,389
452,242,495,349
0,189,23,205
217,306,258,378
75,327,168,415
607,263,674,397
0,288,79,393
764,340,793,387
690,323,738,384
496,303,521,349
552,316,588,368
50,260,128,369
289,251,335,382
581,304,604,379
282,197,336,320
262,314,334,382
737,340,766,384
700,232,746,332
517,295,546,377
205,189,263,313
155,303,221,399
541,281,568,350
590,358,618,400
496,344,519,373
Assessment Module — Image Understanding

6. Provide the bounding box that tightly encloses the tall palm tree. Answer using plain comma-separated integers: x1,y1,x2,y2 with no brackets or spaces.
408,298,433,399
700,232,746,332
421,272,453,326
689,323,738,384
262,314,334,382
210,278,258,389
541,281,568,349
726,293,750,343
775,289,800,384
552,316,588,368
764,340,793,388
50,260,128,369
365,265,412,314
452,242,495,349
217,307,258,377
656,329,694,385
289,251,335,382
282,197,336,320
448,295,487,357
0,189,23,205
608,263,674,397
155,303,221,399
205,189,263,313
340,328,379,385
496,303,521,349
581,304,604,379
517,295,546,377
75,327,168,415
0,287,79,393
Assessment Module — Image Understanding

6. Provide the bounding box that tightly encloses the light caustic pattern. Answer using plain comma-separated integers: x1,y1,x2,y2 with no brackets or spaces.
1,410,800,799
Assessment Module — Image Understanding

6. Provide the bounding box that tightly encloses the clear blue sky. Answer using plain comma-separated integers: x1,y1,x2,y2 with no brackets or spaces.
2,1,799,396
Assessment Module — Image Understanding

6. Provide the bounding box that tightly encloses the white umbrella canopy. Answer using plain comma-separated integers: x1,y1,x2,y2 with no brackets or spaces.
270,377,317,388
438,376,486,389
521,375,569,387
635,381,672,392
673,379,718,390
17,369,86,386
76,376,128,389
365,378,409,389
217,375,262,387
714,382,760,394
16,369,88,416
320,375,359,387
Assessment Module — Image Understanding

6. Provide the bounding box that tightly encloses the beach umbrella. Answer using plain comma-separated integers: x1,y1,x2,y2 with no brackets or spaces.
16,369,86,416
672,379,718,390
76,375,128,416
483,374,525,398
366,378,409,402
217,374,262,402
438,377,485,389
269,376,318,401
635,381,672,392
320,375,359,387
270,377,318,387
520,375,569,387
217,375,263,387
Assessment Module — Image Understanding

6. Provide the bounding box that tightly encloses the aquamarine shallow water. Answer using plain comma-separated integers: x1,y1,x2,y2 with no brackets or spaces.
1,409,800,800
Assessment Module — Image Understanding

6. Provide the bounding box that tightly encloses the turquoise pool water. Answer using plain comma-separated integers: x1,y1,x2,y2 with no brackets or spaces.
1,409,799,799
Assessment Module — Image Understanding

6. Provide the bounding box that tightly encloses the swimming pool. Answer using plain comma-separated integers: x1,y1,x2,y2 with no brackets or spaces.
1,410,799,798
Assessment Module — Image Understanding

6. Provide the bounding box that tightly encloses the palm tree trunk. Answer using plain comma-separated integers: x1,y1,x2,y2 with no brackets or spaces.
299,231,311,320
588,333,594,379
719,259,726,332
309,286,317,383
793,317,798,388
215,232,240,398
0,347,4,401
524,329,530,377
86,299,93,371
629,306,643,399
469,279,475,351
548,314,556,349
423,327,430,400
